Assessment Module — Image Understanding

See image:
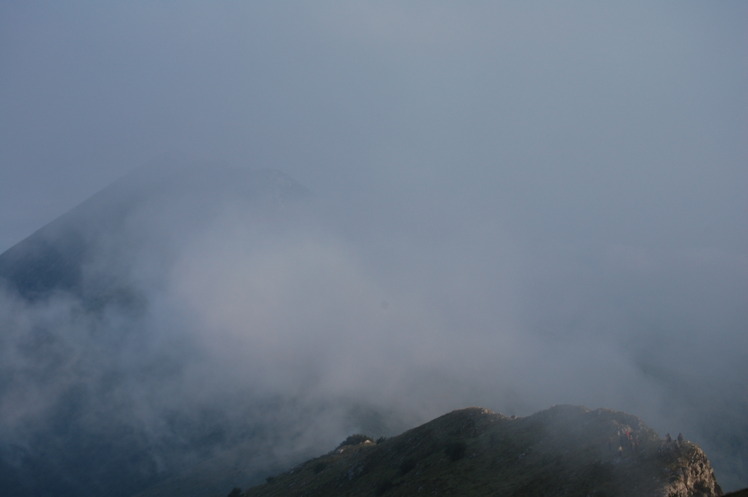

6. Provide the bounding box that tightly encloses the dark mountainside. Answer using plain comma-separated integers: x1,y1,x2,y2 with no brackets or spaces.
0,164,314,497
238,406,723,497
0,163,308,302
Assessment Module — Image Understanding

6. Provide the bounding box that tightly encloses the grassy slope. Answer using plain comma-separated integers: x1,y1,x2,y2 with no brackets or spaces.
240,405,719,497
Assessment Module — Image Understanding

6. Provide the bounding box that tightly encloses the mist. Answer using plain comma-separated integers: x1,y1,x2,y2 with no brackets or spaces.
1,1,746,492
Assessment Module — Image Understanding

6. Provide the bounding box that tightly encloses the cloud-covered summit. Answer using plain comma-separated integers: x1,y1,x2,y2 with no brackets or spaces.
1,2,746,493
0,161,746,495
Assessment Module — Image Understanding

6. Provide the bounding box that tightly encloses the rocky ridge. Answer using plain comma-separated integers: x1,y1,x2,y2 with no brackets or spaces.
238,405,722,497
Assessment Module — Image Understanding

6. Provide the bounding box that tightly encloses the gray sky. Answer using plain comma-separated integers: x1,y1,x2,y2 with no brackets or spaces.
1,2,746,252
1,0,747,490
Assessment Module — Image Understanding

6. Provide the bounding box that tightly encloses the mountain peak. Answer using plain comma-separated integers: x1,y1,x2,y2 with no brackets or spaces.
0,163,308,301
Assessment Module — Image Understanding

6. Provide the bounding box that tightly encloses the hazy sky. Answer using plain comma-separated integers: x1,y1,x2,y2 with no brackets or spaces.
1,2,746,252
1,1,747,490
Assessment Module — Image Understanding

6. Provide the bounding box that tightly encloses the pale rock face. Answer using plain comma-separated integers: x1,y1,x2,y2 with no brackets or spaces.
661,442,722,497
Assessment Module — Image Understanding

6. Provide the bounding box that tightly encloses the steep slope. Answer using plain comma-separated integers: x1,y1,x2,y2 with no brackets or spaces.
0,163,307,302
240,406,722,497
0,163,310,497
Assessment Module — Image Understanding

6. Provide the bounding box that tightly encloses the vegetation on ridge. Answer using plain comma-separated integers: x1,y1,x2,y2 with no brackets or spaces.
227,406,722,497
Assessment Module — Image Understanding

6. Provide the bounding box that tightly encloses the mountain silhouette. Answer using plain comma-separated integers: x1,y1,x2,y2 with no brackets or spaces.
0,163,307,302
0,163,311,497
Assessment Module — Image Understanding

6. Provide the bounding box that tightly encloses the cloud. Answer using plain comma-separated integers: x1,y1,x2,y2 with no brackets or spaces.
1,161,747,490
1,1,747,491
